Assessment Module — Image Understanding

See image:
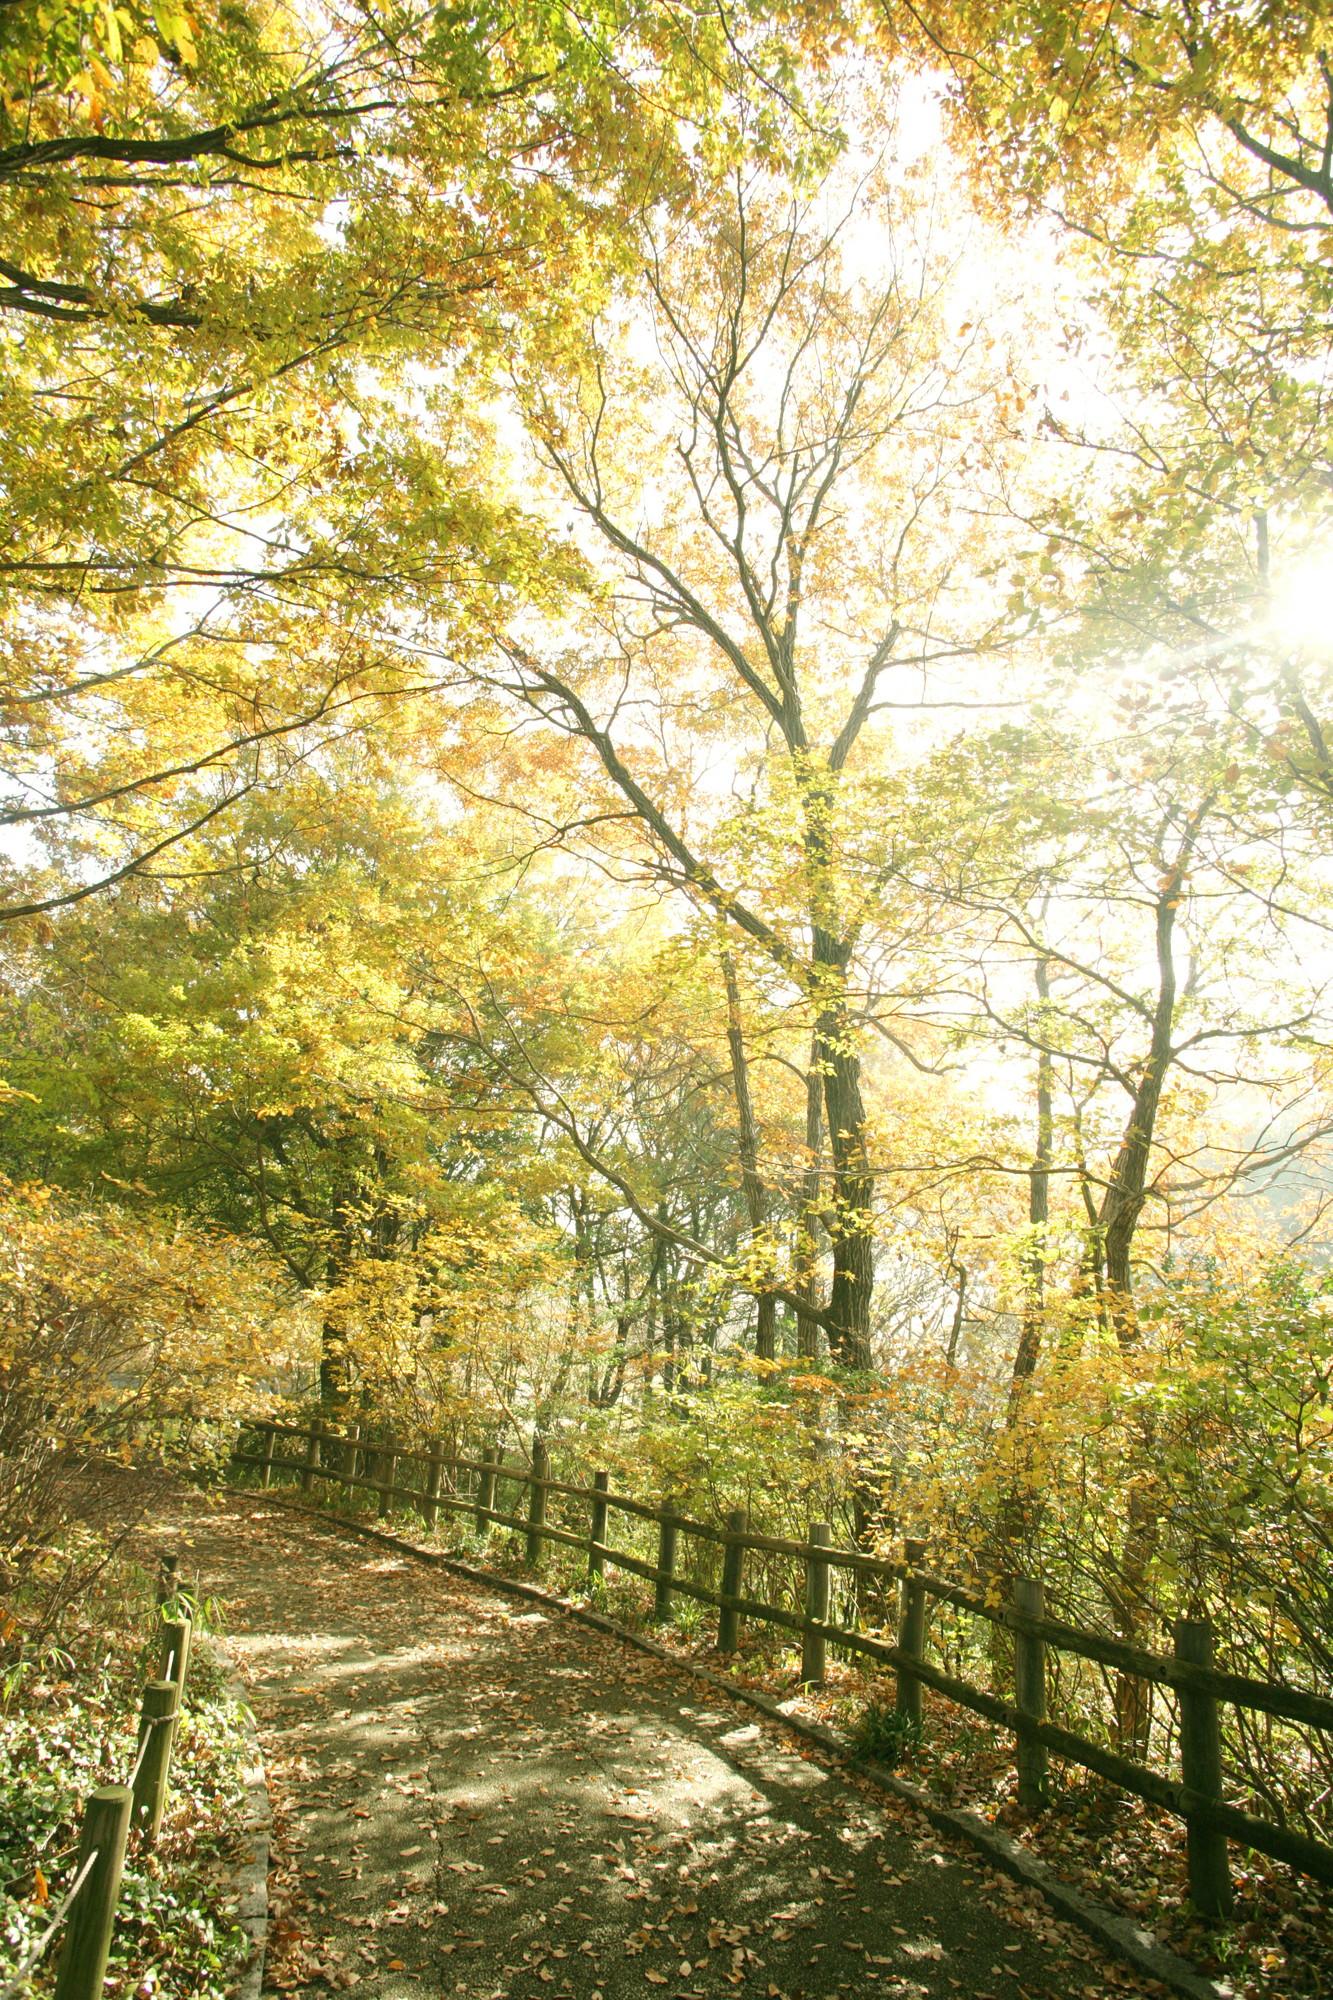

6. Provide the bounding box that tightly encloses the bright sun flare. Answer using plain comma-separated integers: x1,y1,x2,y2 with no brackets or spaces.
1269,550,1333,651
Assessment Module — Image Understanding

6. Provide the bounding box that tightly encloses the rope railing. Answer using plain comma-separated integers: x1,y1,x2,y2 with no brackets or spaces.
0,1848,99,2000
0,1559,194,2000
235,1416,1333,1920
126,1706,178,1791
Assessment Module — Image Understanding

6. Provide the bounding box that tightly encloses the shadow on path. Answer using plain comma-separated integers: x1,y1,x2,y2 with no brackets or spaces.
147,1488,1138,2000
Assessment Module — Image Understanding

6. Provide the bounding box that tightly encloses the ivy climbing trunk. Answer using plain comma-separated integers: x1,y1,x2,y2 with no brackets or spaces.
722,950,776,1361
814,990,875,1373
794,1038,825,1360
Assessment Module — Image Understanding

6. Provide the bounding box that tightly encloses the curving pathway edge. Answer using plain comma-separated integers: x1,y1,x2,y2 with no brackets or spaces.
241,1492,1228,2000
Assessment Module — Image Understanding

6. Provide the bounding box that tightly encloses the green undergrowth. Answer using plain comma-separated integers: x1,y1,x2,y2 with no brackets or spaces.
844,1696,922,1767
0,1556,255,2000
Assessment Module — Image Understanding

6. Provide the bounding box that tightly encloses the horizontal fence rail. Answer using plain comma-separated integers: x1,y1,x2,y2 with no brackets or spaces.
234,1418,1333,1914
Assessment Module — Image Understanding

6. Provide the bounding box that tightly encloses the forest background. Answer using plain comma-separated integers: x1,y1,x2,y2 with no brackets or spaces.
2,0,1333,1832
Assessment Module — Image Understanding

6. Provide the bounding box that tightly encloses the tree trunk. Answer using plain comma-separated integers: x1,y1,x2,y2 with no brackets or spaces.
595,1323,629,1407
1111,1466,1160,1757
1008,959,1053,1410
946,1263,967,1367
801,743,875,1373
320,1315,351,1409
1095,810,1207,1741
722,951,776,1361
320,1185,357,1411
644,1247,659,1395
814,976,875,1371
1096,821,1199,1348
794,1037,824,1360
990,1009,1056,1683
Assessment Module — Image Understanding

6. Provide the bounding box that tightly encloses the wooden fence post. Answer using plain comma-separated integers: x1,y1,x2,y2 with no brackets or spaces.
1176,1617,1232,1921
477,1446,497,1529
423,1439,444,1528
526,1438,549,1567
894,1538,928,1729
300,1419,322,1494
130,1681,179,1845
260,1424,275,1489
159,1616,192,1699
802,1522,832,1686
589,1470,609,1581
1012,1575,1048,1808
156,1553,178,1606
653,1505,678,1623
347,1421,362,1487
378,1443,397,1520
717,1511,747,1653
53,1786,132,2000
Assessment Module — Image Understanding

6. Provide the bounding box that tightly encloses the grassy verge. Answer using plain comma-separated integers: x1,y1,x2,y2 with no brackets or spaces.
0,1555,257,2000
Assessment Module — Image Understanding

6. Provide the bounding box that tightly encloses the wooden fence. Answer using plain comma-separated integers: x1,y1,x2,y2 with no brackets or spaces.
233,1419,1333,1920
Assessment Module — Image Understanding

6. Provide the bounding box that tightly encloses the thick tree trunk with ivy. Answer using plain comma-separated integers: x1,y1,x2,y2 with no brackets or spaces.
806,757,875,1372
813,995,875,1373
794,1042,825,1360
722,952,777,1361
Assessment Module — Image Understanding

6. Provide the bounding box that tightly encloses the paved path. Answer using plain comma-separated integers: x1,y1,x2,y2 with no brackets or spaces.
152,1489,1142,2000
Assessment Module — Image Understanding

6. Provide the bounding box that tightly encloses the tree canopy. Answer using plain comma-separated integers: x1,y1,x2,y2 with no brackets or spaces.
4,2,1333,1894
